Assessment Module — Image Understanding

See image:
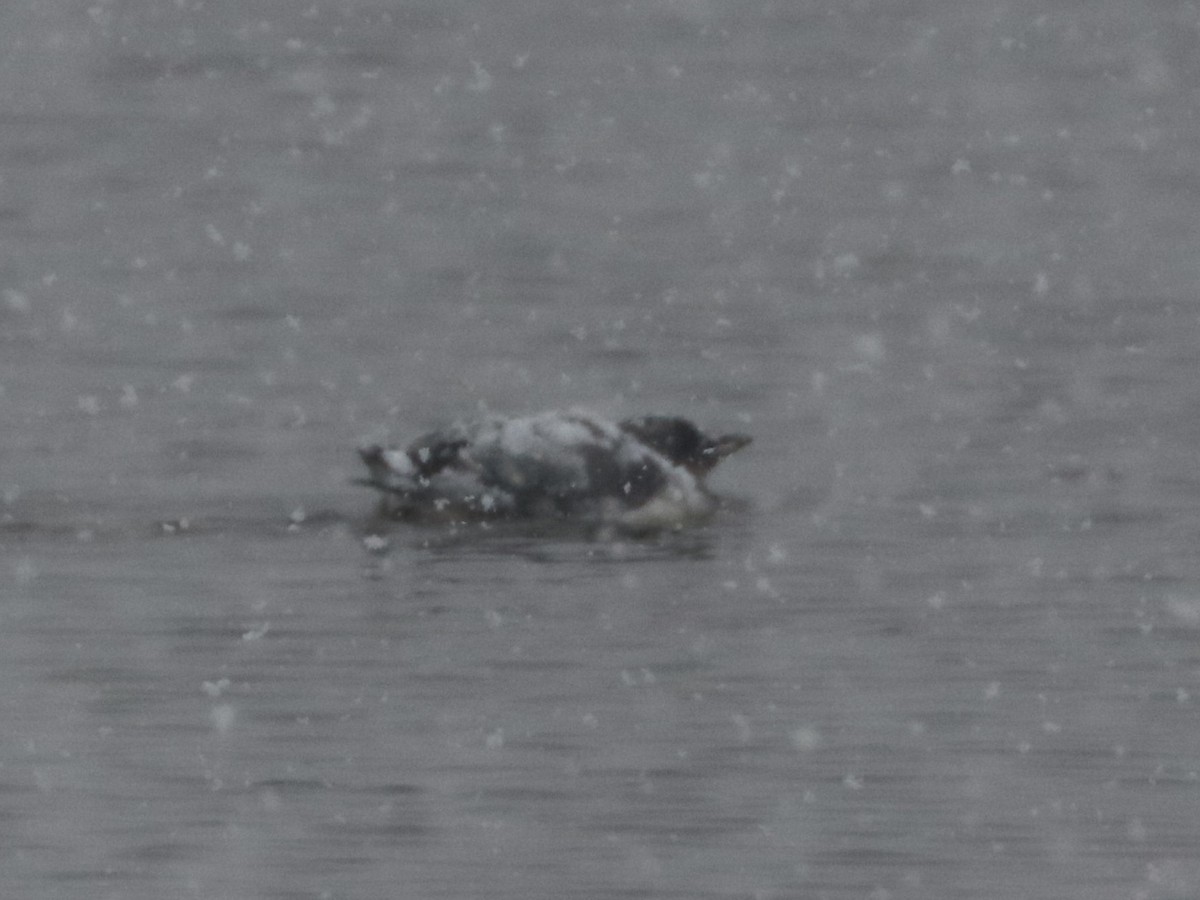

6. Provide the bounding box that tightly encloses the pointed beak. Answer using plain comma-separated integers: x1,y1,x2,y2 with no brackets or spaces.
691,432,752,475
709,432,752,458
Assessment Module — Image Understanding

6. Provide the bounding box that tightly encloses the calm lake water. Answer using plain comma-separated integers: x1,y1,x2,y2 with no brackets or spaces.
4,1,1200,898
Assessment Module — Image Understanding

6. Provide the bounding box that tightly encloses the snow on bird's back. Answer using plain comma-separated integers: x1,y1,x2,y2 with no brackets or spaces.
497,411,603,456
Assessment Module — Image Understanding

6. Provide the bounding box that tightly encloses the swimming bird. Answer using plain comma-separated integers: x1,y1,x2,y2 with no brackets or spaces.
357,409,751,529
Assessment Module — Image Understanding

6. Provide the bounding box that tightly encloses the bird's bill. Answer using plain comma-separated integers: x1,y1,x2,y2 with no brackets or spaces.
709,432,752,458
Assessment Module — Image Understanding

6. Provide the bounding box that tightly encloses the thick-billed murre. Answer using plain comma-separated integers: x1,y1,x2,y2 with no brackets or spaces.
357,409,751,529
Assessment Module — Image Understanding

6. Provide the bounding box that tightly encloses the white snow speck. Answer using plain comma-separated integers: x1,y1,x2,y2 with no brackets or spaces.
384,449,415,476
1126,818,1148,842
852,332,885,364
790,726,821,752
13,557,38,585
210,703,236,733
1165,594,1200,626
833,253,860,276
731,713,752,743
242,623,269,641
3,289,30,313
467,60,492,92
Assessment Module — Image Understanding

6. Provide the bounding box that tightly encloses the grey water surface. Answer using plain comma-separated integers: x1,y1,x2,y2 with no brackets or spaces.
4,2,1200,898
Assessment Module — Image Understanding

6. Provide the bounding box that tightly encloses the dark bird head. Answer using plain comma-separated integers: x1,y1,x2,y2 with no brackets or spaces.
619,415,752,477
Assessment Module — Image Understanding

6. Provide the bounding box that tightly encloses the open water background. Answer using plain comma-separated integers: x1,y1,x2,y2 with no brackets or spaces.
4,2,1200,898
